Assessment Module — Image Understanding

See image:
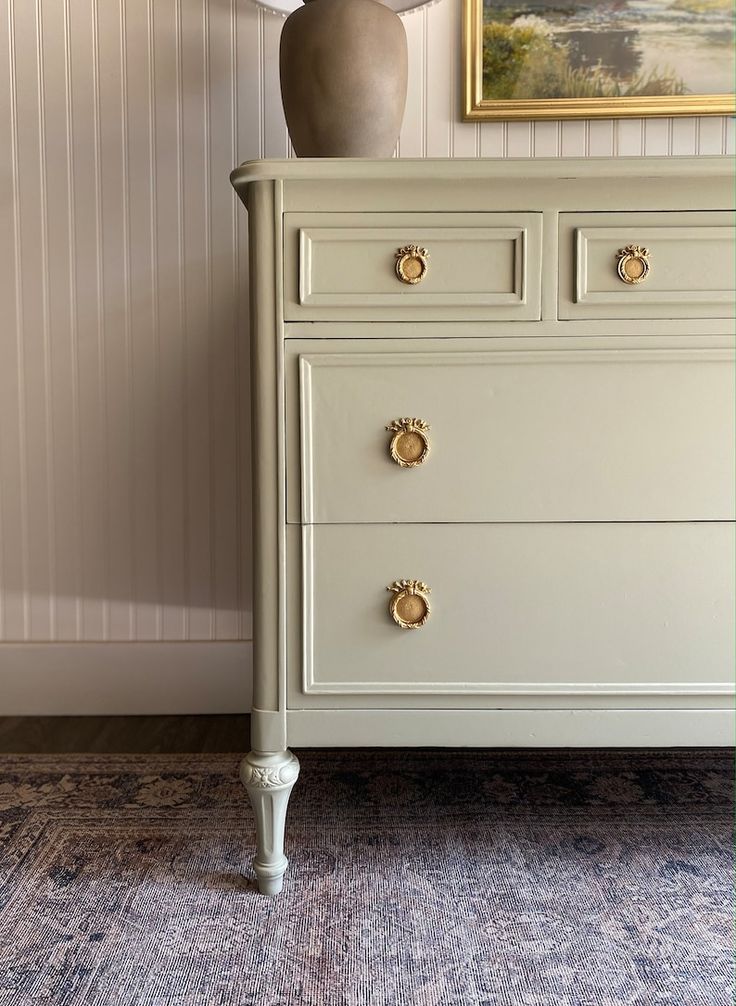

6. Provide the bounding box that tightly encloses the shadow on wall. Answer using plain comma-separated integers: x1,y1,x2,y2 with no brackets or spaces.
2,0,253,641
4,232,253,640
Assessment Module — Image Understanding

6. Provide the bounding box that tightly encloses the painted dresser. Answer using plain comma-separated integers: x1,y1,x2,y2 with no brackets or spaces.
230,158,735,895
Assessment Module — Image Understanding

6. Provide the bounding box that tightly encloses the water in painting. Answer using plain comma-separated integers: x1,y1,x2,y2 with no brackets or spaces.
482,0,735,100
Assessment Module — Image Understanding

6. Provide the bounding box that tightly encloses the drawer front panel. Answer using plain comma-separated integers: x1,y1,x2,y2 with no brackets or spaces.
299,522,734,701
560,211,735,320
298,349,735,524
284,212,542,321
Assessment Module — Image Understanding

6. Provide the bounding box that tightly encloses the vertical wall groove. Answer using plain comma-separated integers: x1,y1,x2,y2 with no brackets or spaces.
147,0,162,640
231,0,245,639
261,8,267,156
90,0,108,640
62,0,83,640
175,0,189,641
421,9,428,158
0,0,730,644
120,0,134,641
8,0,31,640
203,0,216,640
447,4,455,156
35,0,56,638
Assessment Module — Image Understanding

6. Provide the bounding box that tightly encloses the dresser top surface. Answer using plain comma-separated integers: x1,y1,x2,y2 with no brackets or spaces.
231,155,735,190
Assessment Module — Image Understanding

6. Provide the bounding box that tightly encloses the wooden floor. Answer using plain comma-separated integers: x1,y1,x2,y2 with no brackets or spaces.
0,715,250,753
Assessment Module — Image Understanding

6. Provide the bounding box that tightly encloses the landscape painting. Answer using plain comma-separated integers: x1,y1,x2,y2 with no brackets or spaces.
464,0,736,118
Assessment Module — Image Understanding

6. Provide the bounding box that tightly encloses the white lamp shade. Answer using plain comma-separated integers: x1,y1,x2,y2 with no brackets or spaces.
249,0,442,16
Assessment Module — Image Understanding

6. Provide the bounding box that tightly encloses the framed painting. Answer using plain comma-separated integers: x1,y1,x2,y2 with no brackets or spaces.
463,0,736,119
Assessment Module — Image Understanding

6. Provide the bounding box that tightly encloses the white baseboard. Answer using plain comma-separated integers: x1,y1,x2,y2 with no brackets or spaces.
0,642,252,715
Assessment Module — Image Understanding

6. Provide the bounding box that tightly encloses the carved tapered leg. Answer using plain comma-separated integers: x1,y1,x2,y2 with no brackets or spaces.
240,750,300,896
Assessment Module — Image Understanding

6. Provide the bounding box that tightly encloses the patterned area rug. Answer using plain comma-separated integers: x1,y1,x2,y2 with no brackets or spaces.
0,749,731,1006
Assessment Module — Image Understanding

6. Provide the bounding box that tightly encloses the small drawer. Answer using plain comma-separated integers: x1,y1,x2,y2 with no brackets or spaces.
296,348,735,524
559,211,735,320
297,522,734,702
284,212,542,321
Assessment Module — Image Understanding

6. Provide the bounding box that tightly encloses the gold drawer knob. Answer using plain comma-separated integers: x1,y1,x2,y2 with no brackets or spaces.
387,580,431,629
395,244,429,285
386,418,431,468
616,244,650,285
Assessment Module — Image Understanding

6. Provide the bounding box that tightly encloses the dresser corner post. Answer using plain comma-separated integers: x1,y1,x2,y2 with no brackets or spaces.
240,749,300,896
238,174,295,894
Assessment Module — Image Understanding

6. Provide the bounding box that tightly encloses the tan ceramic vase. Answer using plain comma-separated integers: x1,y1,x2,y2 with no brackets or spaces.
279,0,408,157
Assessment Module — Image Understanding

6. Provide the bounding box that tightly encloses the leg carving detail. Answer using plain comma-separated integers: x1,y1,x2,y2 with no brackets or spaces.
240,750,300,896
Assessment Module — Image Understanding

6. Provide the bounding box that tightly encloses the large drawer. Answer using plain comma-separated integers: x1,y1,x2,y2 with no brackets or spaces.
296,348,735,524
296,522,734,702
559,211,735,320
283,212,542,321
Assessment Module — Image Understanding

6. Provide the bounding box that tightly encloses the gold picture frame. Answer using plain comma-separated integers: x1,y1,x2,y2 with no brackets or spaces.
463,0,736,120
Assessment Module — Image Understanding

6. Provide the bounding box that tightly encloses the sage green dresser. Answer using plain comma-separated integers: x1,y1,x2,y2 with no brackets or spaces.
230,158,735,895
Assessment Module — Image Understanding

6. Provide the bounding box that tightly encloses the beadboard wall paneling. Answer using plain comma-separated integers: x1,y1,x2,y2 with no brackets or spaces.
1,0,253,650
0,0,732,711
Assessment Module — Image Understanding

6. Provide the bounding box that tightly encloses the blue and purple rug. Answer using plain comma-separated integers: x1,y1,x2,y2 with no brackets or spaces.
0,748,731,1005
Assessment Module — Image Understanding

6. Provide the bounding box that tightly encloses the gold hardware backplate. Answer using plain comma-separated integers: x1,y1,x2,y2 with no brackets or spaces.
387,580,432,629
616,244,651,285
395,245,430,285
386,418,431,468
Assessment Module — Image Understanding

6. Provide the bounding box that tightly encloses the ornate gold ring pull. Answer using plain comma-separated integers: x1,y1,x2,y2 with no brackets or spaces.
387,580,431,630
395,244,429,285
386,418,430,468
616,244,650,285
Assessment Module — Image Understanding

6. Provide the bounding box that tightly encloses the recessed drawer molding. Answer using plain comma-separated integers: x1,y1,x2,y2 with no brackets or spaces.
297,348,735,525
284,212,542,321
560,211,735,320
300,522,735,700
